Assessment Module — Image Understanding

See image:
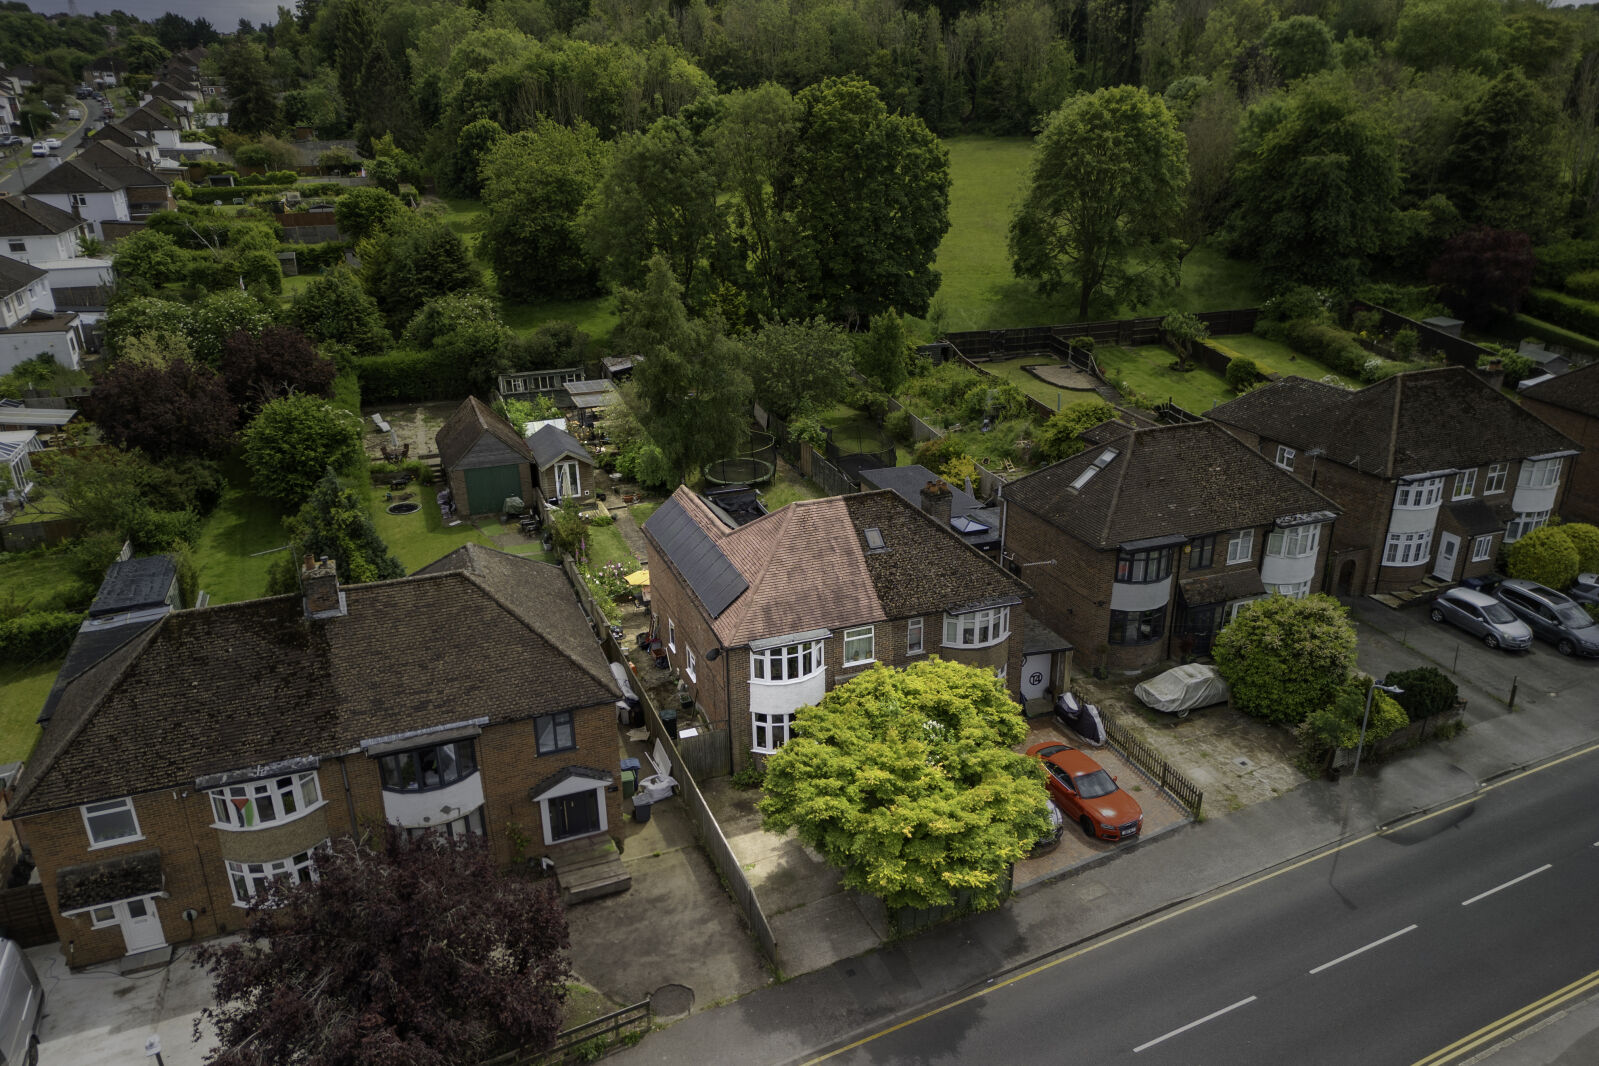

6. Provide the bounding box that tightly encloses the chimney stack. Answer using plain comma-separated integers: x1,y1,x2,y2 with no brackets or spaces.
300,554,345,618
920,480,953,527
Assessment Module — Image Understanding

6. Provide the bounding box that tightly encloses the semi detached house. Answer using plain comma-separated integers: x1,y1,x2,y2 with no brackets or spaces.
6,545,622,967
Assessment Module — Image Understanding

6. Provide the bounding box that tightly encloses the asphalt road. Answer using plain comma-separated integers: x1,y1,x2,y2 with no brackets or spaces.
1,108,92,195
816,745,1599,1066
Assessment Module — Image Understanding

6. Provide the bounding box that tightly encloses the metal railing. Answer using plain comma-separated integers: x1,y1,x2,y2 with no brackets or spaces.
478,1000,651,1066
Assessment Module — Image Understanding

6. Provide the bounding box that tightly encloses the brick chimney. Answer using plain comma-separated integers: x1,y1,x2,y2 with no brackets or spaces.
300,554,345,618
920,480,953,527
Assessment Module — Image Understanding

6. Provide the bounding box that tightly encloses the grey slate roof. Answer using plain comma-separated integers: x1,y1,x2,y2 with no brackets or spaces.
1521,360,1599,419
1208,367,1577,478
527,424,594,470
858,464,1003,548
0,196,80,237
23,158,123,196
89,556,176,617
435,396,535,468
13,546,619,817
0,256,47,297
1003,420,1341,550
646,495,749,618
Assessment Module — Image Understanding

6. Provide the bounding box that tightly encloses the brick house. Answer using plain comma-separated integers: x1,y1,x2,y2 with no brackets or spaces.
527,423,596,505
1001,420,1341,673
436,396,537,516
643,485,1031,773
1209,367,1579,597
1520,362,1599,526
6,545,623,968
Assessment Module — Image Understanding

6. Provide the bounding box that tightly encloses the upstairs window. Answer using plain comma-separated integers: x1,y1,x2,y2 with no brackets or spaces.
1452,470,1476,500
210,772,322,829
377,742,477,793
1484,463,1508,494
1226,530,1254,565
1188,535,1216,571
1267,524,1320,559
751,640,824,683
842,626,875,666
943,607,1010,648
1275,445,1295,472
1116,547,1174,584
1519,458,1562,490
536,711,576,755
1394,479,1443,509
907,618,925,656
82,797,141,848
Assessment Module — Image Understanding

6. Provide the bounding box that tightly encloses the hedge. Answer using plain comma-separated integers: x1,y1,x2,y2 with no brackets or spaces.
291,241,348,272
1258,318,1368,380
353,348,469,403
1523,289,1599,343
0,611,86,661
1532,239,1599,288
1512,314,1599,355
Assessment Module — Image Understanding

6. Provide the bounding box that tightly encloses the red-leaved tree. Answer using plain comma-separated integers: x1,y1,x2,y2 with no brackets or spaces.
1427,227,1536,322
195,828,571,1066
219,325,338,416
86,356,238,460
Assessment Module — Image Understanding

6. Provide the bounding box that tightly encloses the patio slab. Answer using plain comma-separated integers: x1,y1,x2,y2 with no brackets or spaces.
768,892,880,978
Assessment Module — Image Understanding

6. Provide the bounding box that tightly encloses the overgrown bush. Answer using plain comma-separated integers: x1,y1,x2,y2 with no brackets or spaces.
353,349,470,403
913,436,967,474
1259,286,1330,324
1559,522,1599,573
1533,239,1599,288
0,610,86,660
1498,352,1539,387
1263,319,1370,380
1213,594,1358,726
1565,270,1599,300
1035,398,1117,463
1391,328,1419,357
1297,676,1407,766
1224,356,1265,393
1505,526,1580,590
884,408,913,444
1384,667,1458,721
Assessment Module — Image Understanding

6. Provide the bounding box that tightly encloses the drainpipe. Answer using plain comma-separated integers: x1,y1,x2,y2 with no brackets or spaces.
338,757,359,835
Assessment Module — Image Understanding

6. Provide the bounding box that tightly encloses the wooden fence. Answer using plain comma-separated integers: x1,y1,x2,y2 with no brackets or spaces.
941,309,1259,360
1349,301,1486,370
797,442,858,497
1101,717,1205,817
1,517,83,552
675,727,732,780
478,1001,651,1066
0,884,56,947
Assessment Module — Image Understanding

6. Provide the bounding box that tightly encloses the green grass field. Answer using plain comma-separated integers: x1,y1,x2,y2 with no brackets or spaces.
0,661,54,763
1096,345,1235,413
580,521,640,571
0,547,84,612
1209,333,1361,387
368,491,506,572
192,475,288,605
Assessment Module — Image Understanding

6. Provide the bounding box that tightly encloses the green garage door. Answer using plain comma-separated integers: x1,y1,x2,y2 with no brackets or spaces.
463,464,524,513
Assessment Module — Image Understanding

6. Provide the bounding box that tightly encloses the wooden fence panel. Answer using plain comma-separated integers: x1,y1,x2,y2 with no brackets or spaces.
675,728,731,780
0,885,57,947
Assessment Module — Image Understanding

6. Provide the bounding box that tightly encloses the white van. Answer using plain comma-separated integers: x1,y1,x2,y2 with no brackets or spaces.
0,939,42,1065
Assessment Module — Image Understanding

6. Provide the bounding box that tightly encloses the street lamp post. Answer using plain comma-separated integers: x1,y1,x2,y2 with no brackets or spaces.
1351,679,1405,778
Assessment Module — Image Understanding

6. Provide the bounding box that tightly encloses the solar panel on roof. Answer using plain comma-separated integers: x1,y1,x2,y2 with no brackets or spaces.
646,497,749,618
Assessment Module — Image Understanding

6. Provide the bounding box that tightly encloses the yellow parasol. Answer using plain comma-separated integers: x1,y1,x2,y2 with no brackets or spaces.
625,569,651,587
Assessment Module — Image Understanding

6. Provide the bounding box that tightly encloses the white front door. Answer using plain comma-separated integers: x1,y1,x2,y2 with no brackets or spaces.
118,896,166,953
1020,653,1051,701
1433,532,1460,581
556,461,580,501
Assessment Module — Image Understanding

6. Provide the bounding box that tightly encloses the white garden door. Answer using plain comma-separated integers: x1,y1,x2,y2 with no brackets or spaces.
556,460,580,501
117,896,166,953
1433,532,1459,581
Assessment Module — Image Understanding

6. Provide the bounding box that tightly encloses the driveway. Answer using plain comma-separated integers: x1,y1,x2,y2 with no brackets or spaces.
28,943,216,1066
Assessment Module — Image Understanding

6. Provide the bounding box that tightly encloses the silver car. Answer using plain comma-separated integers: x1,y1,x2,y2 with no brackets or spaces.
1429,587,1533,651
1568,573,1599,606
1494,578,1599,657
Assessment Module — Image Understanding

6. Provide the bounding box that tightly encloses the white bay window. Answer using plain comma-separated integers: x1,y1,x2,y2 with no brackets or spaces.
943,607,1011,649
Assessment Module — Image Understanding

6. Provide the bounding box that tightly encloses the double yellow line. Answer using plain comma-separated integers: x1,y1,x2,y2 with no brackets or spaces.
1411,966,1599,1065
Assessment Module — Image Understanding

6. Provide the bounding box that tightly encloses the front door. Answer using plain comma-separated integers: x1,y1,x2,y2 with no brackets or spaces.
1020,654,1051,701
1180,603,1220,656
1433,532,1460,581
548,790,601,841
118,896,166,953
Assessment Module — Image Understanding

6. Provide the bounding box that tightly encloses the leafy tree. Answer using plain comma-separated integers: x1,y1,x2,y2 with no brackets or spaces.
1427,227,1535,322
219,38,280,134
360,217,481,332
501,321,590,375
1440,70,1561,236
1298,676,1407,764
1010,86,1189,319
1505,526,1580,591
450,117,506,197
111,230,187,296
266,469,404,591
84,357,237,460
620,257,752,483
1229,77,1399,290
480,121,611,303
195,828,570,1066
288,266,391,355
583,116,722,297
1213,593,1358,726
1160,311,1209,368
1261,15,1335,81
760,659,1052,913
1225,355,1266,392
706,83,803,322
240,394,366,511
1393,0,1504,73
745,317,853,419
332,186,405,242
1559,522,1599,573
402,293,513,394
855,310,914,396
186,289,276,366
1035,398,1118,463
220,325,337,415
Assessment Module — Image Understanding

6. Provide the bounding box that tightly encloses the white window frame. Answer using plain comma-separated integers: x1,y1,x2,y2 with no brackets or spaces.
1518,458,1562,490
685,646,697,682
1382,530,1433,565
1484,462,1508,494
1471,534,1494,562
1266,580,1311,598
88,904,118,928
1226,529,1254,565
842,626,875,667
226,848,320,907
907,617,924,656
751,640,825,683
5,240,23,254
1266,524,1320,559
1505,510,1551,543
1394,478,1444,509
1452,469,1476,500
208,772,323,830
1227,597,1263,622
70,193,89,208
751,710,797,754
1274,445,1295,472
942,607,1011,648
81,797,142,849
667,618,676,653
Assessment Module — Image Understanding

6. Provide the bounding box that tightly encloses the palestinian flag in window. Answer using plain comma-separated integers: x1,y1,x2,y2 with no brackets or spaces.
231,795,256,826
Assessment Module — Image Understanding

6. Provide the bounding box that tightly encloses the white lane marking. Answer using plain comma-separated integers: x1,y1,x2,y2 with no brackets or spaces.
1308,924,1418,975
1133,996,1258,1053
1461,864,1552,906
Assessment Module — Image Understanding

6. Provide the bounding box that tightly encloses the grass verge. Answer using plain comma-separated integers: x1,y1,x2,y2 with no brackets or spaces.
0,660,56,764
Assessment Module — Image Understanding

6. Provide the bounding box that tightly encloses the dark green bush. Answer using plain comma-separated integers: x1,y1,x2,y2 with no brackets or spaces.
353,349,470,403
1225,356,1265,392
1384,667,1459,721
1533,239,1599,288
1523,290,1599,340
884,408,912,443
0,611,86,660
1565,270,1599,301
1270,318,1371,380
293,241,348,272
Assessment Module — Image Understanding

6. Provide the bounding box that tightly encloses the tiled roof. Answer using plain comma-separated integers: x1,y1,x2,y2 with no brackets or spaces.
1002,420,1340,549
57,849,163,911
77,142,167,187
119,104,177,131
23,158,124,195
1208,367,1577,477
0,256,46,296
12,548,619,816
527,424,593,469
1521,361,1599,419
435,395,534,467
647,486,1027,646
0,196,80,237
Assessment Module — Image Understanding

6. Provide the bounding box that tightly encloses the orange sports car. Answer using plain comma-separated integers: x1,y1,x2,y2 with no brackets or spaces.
1027,742,1144,842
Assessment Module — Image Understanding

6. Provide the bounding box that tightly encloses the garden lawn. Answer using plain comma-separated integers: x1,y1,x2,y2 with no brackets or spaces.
368,493,504,573
761,462,825,510
630,500,662,526
193,475,288,605
500,296,618,340
580,521,640,571
1095,345,1234,413
981,357,1098,412
0,661,54,763
1209,333,1360,387
0,547,82,612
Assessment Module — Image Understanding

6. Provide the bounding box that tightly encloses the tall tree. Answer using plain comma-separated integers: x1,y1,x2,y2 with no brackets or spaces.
1010,85,1189,319
402,293,512,394
1441,69,1561,237
196,829,570,1066
760,659,1052,913
360,217,481,333
288,266,391,355
240,394,365,510
855,309,914,396
220,325,337,415
1427,227,1535,323
706,83,803,322
268,469,404,590
219,39,280,135
85,357,237,460
745,317,853,419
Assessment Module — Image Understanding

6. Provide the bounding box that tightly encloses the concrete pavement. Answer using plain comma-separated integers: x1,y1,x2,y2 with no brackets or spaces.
612,597,1599,1065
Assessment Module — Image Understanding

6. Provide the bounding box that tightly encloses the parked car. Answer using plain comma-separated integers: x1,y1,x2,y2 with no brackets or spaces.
1429,587,1533,651
29,142,47,157
0,134,22,148
0,938,42,1066
1493,578,1599,657
1029,801,1065,856
66,108,80,120
42,137,60,150
1027,742,1143,842
1568,573,1599,606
